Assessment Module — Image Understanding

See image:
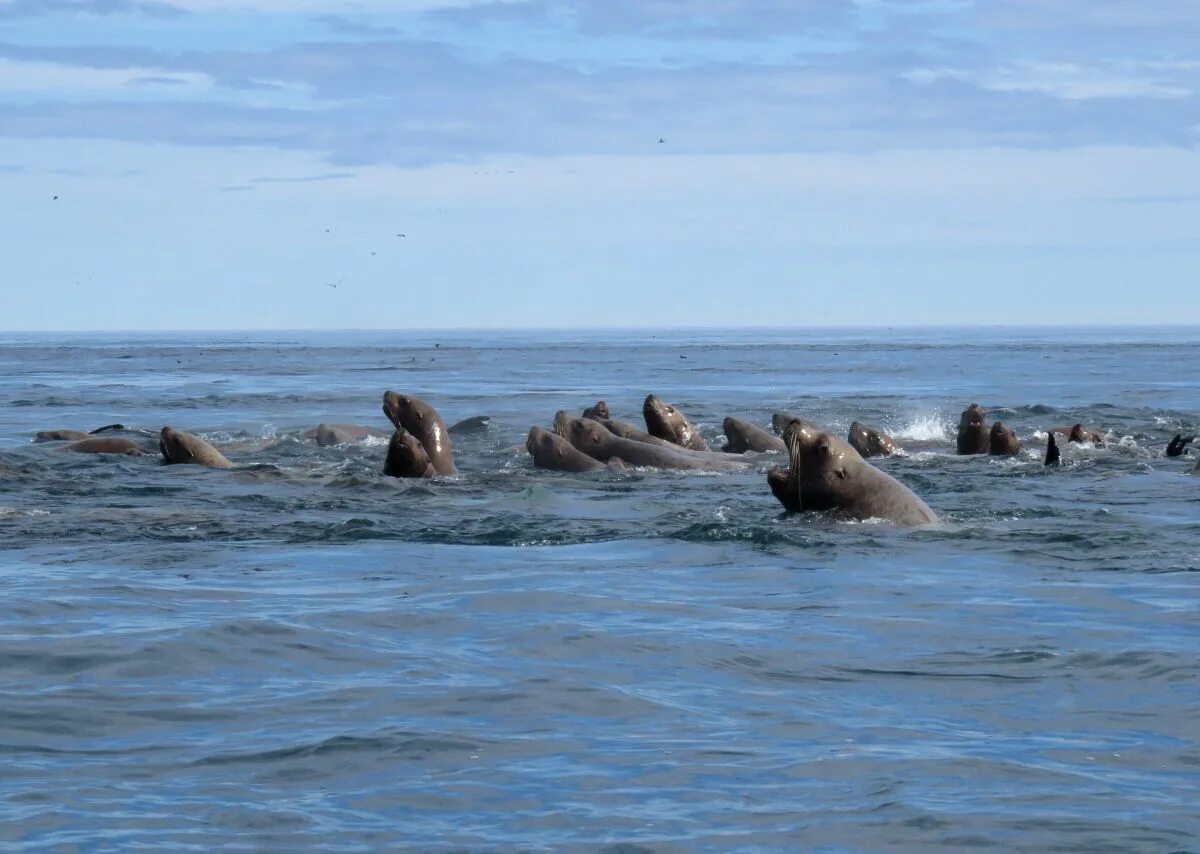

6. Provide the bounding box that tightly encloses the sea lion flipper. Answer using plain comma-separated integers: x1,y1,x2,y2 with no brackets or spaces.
1045,433,1060,467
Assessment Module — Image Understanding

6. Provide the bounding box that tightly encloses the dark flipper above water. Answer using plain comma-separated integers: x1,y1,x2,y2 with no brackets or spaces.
1166,434,1195,458
448,415,490,435
1045,433,1060,467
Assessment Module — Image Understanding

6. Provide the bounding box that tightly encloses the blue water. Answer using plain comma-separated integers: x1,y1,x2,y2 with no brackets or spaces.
1,327,1197,851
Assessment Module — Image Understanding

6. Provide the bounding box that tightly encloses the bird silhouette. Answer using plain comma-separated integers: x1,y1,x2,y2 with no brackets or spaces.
324,278,343,289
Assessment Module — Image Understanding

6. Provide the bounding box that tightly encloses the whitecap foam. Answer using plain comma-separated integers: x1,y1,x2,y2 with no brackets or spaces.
894,414,951,443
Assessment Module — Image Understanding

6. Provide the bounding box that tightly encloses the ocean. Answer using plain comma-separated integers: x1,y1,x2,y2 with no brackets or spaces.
1,327,1197,851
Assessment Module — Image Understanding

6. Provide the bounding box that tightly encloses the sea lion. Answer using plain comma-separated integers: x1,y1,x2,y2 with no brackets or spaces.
568,417,736,471
527,426,608,473
988,422,1022,456
448,415,490,435
956,404,989,455
62,438,146,456
382,391,455,476
306,423,391,446
723,417,786,454
34,423,129,442
582,401,610,421
383,429,436,478
643,395,708,451
601,418,680,448
847,421,900,458
35,430,90,442
158,427,233,469
771,420,937,527
1050,424,1104,445
1045,433,1060,467
1167,434,1196,457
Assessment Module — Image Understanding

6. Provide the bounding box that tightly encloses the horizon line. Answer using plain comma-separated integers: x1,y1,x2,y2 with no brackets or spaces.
3,322,1200,335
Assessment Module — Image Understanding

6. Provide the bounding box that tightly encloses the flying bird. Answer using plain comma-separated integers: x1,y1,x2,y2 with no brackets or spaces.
324,278,343,289
53,195,58,200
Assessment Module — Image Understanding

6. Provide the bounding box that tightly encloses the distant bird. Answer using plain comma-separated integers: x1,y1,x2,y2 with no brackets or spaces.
370,251,376,256
52,195,58,200
324,278,343,289
658,138,664,144
396,233,406,238
324,228,331,233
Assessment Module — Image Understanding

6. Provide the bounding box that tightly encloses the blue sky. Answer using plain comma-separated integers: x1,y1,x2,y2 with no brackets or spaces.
1,0,1198,329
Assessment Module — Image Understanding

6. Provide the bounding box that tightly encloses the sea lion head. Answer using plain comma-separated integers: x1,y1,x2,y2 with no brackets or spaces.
384,428,432,477
960,404,987,431
582,401,610,420
568,417,612,455
159,426,192,463
642,395,676,437
553,410,577,439
382,391,421,431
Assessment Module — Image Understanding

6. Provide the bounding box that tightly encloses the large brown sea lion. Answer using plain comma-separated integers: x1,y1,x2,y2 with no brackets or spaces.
383,429,436,478
382,392,455,476
723,417,786,454
847,421,900,458
988,422,1022,456
159,427,233,468
568,418,738,471
769,420,937,527
62,438,146,456
527,426,608,473
643,395,708,451
957,404,989,455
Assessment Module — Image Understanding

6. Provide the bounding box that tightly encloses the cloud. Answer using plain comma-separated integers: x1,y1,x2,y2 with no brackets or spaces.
433,0,857,40
0,0,184,18
0,56,210,92
250,171,353,183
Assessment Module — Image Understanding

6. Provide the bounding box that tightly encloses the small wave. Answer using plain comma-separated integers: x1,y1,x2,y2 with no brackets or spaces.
894,413,950,443
0,507,51,518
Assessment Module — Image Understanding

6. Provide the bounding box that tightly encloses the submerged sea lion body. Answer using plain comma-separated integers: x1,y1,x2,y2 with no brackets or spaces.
957,404,989,455
723,417,786,454
568,418,737,471
847,421,900,458
36,430,90,442
34,423,128,443
382,392,456,476
772,420,937,527
62,438,145,456
527,426,608,473
307,423,391,446
1166,434,1195,457
448,415,490,435
384,430,436,478
988,422,1022,456
159,427,233,469
643,395,708,451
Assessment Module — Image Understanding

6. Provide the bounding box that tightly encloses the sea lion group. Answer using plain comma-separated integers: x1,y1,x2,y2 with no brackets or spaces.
27,393,1194,529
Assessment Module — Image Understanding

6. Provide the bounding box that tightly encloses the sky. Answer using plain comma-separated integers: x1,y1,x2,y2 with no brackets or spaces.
1,0,1199,330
